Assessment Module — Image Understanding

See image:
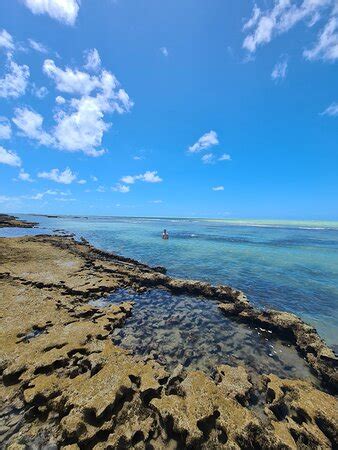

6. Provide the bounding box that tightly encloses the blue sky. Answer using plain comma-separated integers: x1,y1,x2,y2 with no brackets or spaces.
0,0,337,219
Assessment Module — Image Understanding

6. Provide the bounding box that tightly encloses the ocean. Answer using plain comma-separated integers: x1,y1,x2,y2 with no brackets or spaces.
1,214,337,350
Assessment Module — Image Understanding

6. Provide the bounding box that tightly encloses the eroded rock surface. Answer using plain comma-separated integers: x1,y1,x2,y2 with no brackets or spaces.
0,232,337,449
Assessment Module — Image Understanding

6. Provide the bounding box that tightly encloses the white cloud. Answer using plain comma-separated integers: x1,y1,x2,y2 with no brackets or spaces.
43,59,100,95
0,118,12,140
53,96,109,156
112,184,130,193
321,101,338,115
42,59,133,156
18,169,34,182
78,179,86,184
212,186,224,191
0,56,30,98
271,58,288,80
26,189,70,201
13,107,54,146
22,0,80,26
243,4,261,31
0,29,14,51
29,192,44,200
97,185,105,193
201,153,214,164
28,38,48,53
55,95,65,104
32,84,49,98
0,145,21,167
304,16,338,61
188,130,219,153
141,171,162,182
133,155,143,160
121,171,163,184
149,199,163,203
90,175,98,181
219,153,231,161
38,167,76,184
84,48,101,71
160,46,169,56
243,0,332,53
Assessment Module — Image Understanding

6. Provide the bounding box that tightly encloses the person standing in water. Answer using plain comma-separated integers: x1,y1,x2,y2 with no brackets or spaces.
162,229,169,240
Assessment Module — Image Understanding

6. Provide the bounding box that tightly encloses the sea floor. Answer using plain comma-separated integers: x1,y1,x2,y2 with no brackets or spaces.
92,288,318,384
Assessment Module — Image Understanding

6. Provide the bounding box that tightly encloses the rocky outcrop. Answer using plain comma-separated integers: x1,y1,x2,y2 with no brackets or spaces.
0,234,337,449
0,214,37,228
218,304,338,393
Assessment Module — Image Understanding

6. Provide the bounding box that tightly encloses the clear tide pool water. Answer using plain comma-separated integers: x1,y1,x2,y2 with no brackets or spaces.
91,288,317,383
1,214,337,350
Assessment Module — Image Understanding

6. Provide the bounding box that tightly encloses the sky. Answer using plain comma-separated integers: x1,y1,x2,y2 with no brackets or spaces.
0,0,337,220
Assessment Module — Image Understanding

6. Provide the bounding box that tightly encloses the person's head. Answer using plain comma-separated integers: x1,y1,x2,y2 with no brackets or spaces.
163,229,167,233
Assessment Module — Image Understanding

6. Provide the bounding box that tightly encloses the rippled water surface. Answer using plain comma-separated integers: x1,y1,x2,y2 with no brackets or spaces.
92,288,317,383
1,214,337,348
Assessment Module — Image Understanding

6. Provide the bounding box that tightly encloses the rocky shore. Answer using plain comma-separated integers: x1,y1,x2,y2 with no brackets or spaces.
0,214,37,228
0,215,337,449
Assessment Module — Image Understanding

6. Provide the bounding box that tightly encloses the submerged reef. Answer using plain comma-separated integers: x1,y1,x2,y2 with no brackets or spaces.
0,216,337,449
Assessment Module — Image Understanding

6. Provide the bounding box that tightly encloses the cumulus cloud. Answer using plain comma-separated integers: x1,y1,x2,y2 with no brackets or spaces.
0,145,21,167
121,171,163,184
77,179,86,184
304,16,338,61
84,48,101,71
0,29,14,51
0,118,12,140
0,56,30,98
28,38,48,53
188,130,219,153
38,167,76,184
18,169,34,182
90,175,98,182
212,186,224,191
41,58,133,156
55,95,65,104
112,183,130,193
243,0,332,54
22,0,80,26
321,101,338,115
271,58,288,80
43,59,101,95
160,47,169,56
13,107,54,146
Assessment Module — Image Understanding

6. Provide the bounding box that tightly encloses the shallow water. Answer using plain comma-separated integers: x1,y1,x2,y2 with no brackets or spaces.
1,214,338,349
92,288,318,383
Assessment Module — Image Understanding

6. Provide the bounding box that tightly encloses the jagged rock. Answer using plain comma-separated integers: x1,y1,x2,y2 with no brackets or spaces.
214,365,252,404
263,374,337,449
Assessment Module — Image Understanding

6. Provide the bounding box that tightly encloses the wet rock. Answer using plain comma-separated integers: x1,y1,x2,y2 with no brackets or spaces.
263,373,338,449
214,365,253,404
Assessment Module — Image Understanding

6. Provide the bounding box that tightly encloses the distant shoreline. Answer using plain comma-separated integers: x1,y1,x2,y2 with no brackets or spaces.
3,212,338,230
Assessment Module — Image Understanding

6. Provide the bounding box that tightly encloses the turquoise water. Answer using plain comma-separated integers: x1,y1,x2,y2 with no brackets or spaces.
2,214,338,349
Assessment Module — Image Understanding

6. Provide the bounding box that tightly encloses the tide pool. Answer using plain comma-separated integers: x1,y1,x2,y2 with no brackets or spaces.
2,214,338,349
